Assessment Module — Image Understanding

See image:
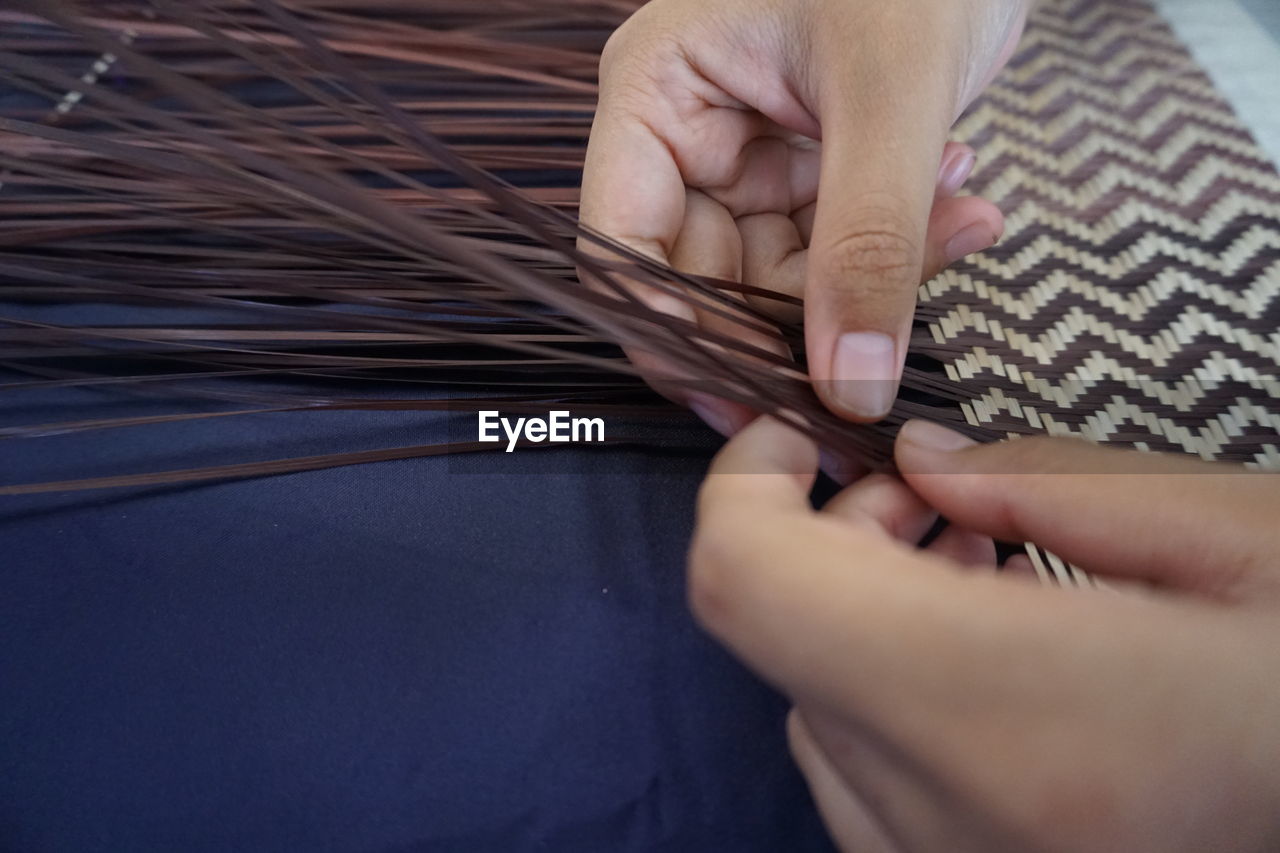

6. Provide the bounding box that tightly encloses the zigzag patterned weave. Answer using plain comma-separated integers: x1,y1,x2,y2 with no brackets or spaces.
936,0,1280,469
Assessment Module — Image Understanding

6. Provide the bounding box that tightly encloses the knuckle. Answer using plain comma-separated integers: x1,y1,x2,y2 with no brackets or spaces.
600,6,678,82
599,20,638,71
817,227,920,295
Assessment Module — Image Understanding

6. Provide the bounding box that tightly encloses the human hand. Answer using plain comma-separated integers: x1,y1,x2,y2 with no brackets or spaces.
689,417,1280,852
580,0,1029,433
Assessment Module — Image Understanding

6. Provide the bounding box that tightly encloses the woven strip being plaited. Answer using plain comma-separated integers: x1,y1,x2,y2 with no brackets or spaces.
940,0,1280,468
0,0,1276,508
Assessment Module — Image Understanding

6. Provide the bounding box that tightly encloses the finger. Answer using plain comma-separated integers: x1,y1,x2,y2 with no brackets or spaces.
669,191,744,289
669,190,769,436
1001,553,1042,583
595,174,719,407
760,179,1000,318
920,195,1003,283
823,468,994,563
693,416,1063,726
935,142,977,200
925,524,997,568
792,201,816,245
677,203,793,385
578,47,701,406
822,472,938,545
787,711,903,853
738,212,806,324
895,420,1280,600
578,98,690,313
690,415,1189,792
577,115,697,402
702,135,822,218
804,31,969,424
742,139,967,270
697,414,820,505
817,448,870,487
755,166,998,322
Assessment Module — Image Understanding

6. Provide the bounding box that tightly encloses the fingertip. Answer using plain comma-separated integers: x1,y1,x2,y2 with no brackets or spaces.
785,708,810,756
710,412,820,481
688,395,757,438
895,419,979,470
818,449,867,486
922,196,1004,281
823,470,938,544
894,421,991,515
690,416,823,638
927,525,997,568
936,143,977,199
1001,554,1042,583
803,225,918,423
943,223,1000,266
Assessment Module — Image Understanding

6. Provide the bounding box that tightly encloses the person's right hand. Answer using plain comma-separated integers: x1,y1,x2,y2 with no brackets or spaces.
690,417,1280,852
580,0,1030,434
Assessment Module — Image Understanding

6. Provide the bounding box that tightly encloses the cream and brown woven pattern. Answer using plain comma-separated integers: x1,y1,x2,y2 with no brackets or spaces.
928,0,1280,470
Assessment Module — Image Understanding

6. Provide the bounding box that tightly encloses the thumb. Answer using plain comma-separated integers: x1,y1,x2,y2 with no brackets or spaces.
805,33,968,423
895,420,1280,601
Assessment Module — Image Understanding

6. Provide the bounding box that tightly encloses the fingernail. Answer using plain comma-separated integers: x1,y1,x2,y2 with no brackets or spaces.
937,150,976,197
688,396,734,437
831,332,898,419
898,419,976,452
944,223,998,264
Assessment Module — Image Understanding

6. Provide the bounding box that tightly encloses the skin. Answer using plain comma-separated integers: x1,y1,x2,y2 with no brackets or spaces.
586,5,1280,847
690,417,1280,852
580,0,1030,430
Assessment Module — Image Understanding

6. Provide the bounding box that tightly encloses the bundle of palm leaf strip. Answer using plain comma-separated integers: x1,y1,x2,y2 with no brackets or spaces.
0,0,998,495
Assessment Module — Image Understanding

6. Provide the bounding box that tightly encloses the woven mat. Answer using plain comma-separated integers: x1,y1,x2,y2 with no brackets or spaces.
931,0,1280,468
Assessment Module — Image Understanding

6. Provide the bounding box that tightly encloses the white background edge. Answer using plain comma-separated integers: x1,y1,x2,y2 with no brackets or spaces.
1155,0,1280,168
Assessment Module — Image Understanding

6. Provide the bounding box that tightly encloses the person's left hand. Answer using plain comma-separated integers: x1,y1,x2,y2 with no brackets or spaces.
689,416,1280,852
578,0,1025,434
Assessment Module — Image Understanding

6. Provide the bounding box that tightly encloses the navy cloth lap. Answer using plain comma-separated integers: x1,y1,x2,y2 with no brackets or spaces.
0,360,836,852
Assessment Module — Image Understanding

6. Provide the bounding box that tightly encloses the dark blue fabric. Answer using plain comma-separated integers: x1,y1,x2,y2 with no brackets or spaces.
0,381,836,852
